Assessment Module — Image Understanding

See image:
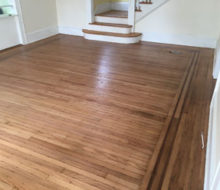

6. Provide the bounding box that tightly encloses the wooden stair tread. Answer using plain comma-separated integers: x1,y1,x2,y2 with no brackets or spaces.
140,1,153,4
89,22,132,28
95,10,128,18
83,30,142,38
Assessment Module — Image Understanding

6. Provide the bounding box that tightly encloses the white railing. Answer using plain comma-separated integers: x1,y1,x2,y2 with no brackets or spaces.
135,0,169,23
135,0,141,11
137,0,153,7
129,0,154,28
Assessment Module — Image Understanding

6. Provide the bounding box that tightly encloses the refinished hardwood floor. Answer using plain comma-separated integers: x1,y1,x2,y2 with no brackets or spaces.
0,35,215,190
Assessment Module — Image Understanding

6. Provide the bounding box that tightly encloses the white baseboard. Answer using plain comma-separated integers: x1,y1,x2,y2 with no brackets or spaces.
58,28,217,48
58,27,83,36
26,26,217,50
141,32,217,49
26,26,58,44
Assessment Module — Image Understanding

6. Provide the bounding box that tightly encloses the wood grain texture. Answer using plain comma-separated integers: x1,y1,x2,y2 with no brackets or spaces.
145,47,215,190
0,35,215,190
159,48,215,190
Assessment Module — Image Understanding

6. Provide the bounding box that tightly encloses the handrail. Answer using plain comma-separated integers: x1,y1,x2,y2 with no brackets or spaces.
139,0,153,4
135,0,169,23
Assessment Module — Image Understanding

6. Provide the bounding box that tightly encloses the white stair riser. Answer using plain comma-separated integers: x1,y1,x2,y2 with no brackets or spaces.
95,16,128,24
86,25,131,34
84,33,141,44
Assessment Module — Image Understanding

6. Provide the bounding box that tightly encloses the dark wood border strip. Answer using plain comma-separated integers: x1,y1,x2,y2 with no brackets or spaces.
160,52,200,189
140,51,199,190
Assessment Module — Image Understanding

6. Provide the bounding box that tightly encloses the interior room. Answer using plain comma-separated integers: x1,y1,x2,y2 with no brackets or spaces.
0,0,220,189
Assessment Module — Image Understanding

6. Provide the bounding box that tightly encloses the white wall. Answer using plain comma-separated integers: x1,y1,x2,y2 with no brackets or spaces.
19,0,58,43
56,0,86,36
205,73,220,190
0,0,24,50
0,16,21,50
55,0,128,36
136,0,220,48
54,0,220,48
213,36,220,79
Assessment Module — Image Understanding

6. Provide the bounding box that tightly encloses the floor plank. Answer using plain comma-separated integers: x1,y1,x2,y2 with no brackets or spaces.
0,35,215,190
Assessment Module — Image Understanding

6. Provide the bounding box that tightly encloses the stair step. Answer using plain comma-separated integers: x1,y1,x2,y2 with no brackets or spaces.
135,9,142,12
95,10,128,18
90,22,132,28
95,16,128,24
83,29,142,44
87,22,132,34
83,30,141,38
140,1,153,4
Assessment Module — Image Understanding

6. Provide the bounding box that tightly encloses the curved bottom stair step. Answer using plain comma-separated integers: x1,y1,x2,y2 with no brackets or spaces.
83,29,142,44
83,29,141,37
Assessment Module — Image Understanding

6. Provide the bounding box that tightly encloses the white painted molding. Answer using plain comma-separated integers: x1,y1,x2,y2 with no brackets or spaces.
0,0,27,50
141,32,217,48
204,72,220,190
86,0,94,23
25,27,217,49
204,97,215,190
204,74,220,190
58,28,217,48
211,164,220,190
14,0,28,44
26,26,58,44
0,16,21,50
59,27,83,36
213,36,220,79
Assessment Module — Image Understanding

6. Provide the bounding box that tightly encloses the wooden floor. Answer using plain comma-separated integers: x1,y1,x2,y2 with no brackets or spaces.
0,35,215,190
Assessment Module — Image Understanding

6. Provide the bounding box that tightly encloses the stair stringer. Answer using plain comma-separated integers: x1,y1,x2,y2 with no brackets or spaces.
135,0,170,24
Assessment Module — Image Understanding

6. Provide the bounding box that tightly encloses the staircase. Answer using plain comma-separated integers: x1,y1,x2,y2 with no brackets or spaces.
135,0,168,22
83,0,167,44
83,10,142,44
